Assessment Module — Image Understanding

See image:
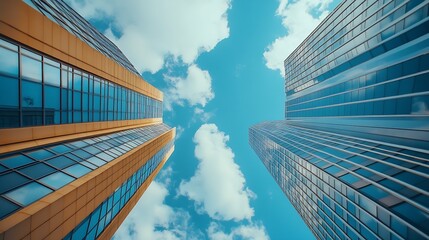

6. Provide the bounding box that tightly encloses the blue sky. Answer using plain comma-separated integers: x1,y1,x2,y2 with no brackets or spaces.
69,0,340,239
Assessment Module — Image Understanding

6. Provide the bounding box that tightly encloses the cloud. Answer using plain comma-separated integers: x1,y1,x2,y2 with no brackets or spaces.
194,107,213,122
263,0,333,76
164,64,215,110
175,126,185,140
68,0,231,73
113,167,193,240
207,222,270,240
178,124,255,221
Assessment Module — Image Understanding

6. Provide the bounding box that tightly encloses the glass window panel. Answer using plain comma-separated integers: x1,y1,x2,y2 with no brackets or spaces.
86,156,106,167
44,63,60,86
22,80,43,127
48,145,71,154
83,146,101,155
61,67,68,88
21,48,41,59
0,172,31,194
72,218,89,240
86,228,97,240
411,95,429,115
404,7,424,28
0,46,18,76
39,172,75,189
21,55,42,81
0,75,19,128
4,182,52,206
63,164,91,177
96,152,114,162
393,201,429,233
340,173,361,185
360,185,389,200
0,154,35,168
0,38,18,50
72,149,92,159
82,75,89,93
44,85,60,124
73,91,82,110
325,165,342,175
73,73,81,91
79,161,97,170
19,163,56,179
44,58,59,67
359,195,377,216
46,155,75,169
26,149,54,160
88,207,100,230
22,80,42,108
0,197,19,219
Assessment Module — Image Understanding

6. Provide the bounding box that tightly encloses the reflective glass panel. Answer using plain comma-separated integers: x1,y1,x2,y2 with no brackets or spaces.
39,172,75,189
26,149,54,160
22,80,42,108
0,45,18,76
63,164,91,177
44,63,60,86
21,55,42,81
0,172,31,194
46,155,75,169
48,145,72,154
19,163,56,179
0,197,19,219
0,75,18,108
0,154,34,168
4,182,52,206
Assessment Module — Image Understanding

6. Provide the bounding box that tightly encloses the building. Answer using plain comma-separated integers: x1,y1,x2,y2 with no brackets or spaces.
250,0,429,239
0,0,175,239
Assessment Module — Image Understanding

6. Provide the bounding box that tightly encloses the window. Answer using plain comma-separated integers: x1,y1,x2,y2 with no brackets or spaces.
46,155,75,169
360,185,389,200
0,154,34,168
44,61,60,86
44,84,60,124
21,54,42,82
340,173,361,185
22,80,43,126
0,40,20,128
19,163,56,179
63,164,91,177
0,172,31,194
26,149,54,160
39,172,75,189
0,44,18,76
4,182,52,206
0,198,19,219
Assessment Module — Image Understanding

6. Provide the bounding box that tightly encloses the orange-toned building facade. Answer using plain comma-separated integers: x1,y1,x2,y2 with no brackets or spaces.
0,0,175,239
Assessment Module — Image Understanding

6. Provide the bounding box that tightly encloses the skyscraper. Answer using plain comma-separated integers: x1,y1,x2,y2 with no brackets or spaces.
0,0,175,239
250,0,429,239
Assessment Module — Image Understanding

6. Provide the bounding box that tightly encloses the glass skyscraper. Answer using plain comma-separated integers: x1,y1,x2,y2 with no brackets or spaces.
250,0,429,239
0,0,174,239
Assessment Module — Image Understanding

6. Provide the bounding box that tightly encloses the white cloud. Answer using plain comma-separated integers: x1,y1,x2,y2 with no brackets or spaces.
113,168,192,240
178,124,255,221
165,64,215,110
194,107,213,122
68,0,231,73
207,222,270,240
263,0,333,76
175,125,185,140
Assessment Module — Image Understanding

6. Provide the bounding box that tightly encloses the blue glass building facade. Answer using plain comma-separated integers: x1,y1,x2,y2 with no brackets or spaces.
250,0,429,239
0,0,174,239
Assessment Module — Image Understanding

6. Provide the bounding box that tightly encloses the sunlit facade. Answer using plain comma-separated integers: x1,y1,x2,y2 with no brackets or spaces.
0,0,174,239
250,0,429,239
